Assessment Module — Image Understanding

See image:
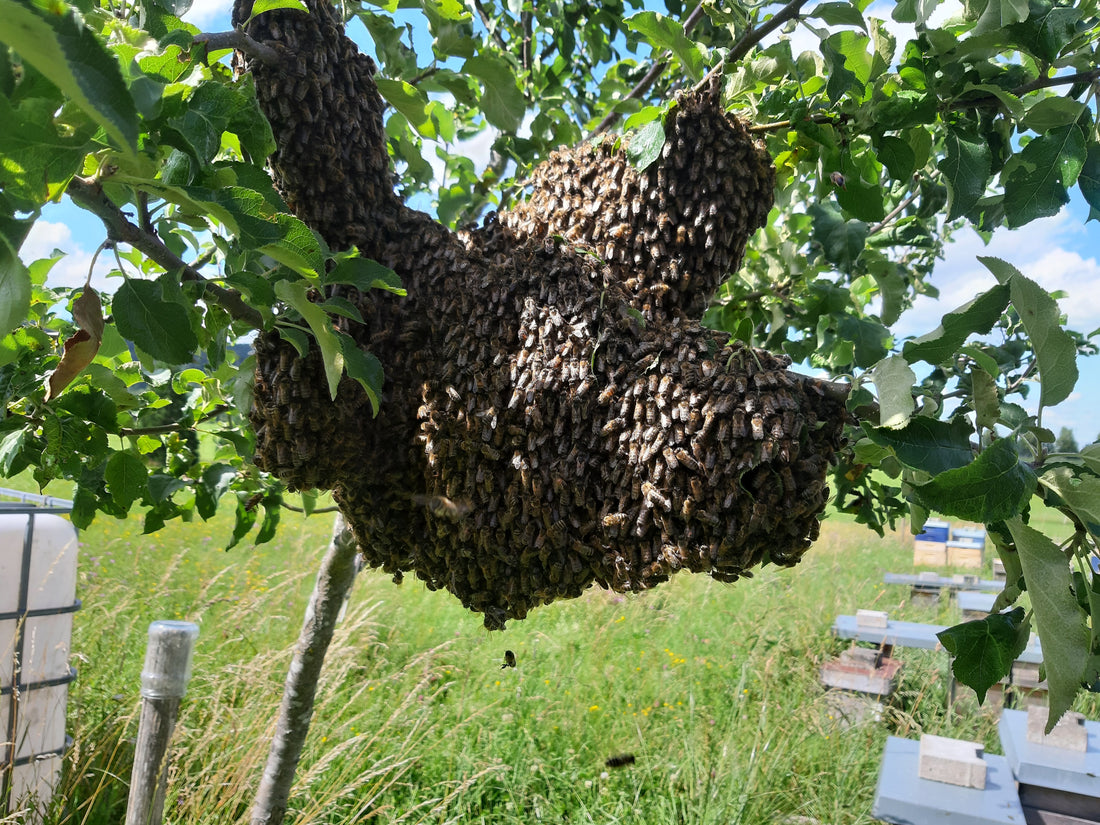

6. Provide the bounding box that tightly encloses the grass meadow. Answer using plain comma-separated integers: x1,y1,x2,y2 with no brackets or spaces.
4,486,1096,825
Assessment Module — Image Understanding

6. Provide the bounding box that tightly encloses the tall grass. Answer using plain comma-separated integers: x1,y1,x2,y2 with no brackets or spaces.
4,500,1097,825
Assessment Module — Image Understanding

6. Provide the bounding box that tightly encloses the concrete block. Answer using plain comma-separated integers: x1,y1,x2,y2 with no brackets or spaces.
918,570,940,582
999,709,1100,799
874,738,1023,825
952,574,980,585
1027,706,1088,753
918,733,987,789
857,609,888,628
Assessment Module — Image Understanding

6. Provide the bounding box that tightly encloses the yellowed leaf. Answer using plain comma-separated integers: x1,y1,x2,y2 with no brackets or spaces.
46,287,103,400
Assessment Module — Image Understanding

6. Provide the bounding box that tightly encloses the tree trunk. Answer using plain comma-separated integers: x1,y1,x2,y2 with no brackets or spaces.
250,515,359,825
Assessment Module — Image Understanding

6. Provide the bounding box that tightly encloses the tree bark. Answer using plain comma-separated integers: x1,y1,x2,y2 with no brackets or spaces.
250,515,360,825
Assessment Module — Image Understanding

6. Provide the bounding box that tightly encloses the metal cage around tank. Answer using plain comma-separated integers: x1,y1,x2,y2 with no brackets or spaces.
0,487,80,819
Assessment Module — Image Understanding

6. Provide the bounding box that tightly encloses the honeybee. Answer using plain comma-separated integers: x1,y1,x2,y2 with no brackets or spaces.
501,650,516,669
605,753,636,769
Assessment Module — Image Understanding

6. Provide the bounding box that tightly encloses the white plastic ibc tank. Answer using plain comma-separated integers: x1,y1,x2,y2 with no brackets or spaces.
1,510,79,820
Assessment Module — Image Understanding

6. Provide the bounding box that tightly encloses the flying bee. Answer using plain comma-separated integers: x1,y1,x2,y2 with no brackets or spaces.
501,650,516,669
605,753,636,769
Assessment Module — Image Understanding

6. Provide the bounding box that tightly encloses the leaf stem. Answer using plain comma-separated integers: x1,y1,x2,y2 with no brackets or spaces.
66,177,264,330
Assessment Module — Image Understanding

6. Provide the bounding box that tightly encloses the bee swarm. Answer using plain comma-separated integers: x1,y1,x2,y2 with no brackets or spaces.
239,0,849,629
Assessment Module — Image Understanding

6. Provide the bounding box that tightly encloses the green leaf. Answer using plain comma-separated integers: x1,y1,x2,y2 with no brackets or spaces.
808,203,867,271
914,436,1036,522
0,0,138,156
256,495,281,544
338,332,383,416
626,119,665,171
463,53,525,132
56,385,118,432
811,2,867,29
275,279,344,400
877,135,916,181
836,315,890,367
979,257,1078,409
375,78,436,139
104,450,147,511
226,495,258,550
1004,131,1074,227
1023,97,1086,132
869,355,915,428
624,11,705,80
0,96,89,208
1039,468,1100,544
835,178,885,222
147,473,187,502
195,462,236,520
1079,144,1100,214
1006,516,1090,729
150,184,325,277
244,0,308,25
0,427,29,475
903,283,1010,365
864,416,975,476
70,481,98,530
322,257,406,295
938,131,991,221
0,235,31,339
112,279,198,365
937,607,1028,704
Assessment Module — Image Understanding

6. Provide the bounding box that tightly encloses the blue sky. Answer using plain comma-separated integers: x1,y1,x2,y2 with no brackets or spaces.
19,0,1100,443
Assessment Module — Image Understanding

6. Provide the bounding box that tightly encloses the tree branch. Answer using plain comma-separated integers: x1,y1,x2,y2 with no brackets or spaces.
1013,68,1100,96
727,0,811,64
589,2,707,137
951,68,1100,111
746,112,837,133
118,405,232,438
194,29,282,65
472,0,509,53
66,177,264,329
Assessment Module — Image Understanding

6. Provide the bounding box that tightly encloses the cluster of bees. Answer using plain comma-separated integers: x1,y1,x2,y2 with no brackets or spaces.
242,0,848,629
498,89,775,325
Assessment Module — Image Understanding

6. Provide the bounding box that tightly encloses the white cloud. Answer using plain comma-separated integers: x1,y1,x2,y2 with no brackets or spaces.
20,221,96,291
182,0,234,30
895,212,1100,340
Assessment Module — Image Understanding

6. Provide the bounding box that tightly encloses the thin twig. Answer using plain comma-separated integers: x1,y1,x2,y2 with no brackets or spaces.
472,0,509,53
589,2,708,137
746,112,837,133
868,184,923,235
118,405,232,438
66,177,264,329
280,502,341,514
194,29,282,66
408,65,440,86
727,0,811,64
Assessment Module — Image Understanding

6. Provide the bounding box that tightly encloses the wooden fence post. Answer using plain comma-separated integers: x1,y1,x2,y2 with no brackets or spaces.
125,620,199,825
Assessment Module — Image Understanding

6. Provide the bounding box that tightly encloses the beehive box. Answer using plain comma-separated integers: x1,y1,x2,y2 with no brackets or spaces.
948,540,983,569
